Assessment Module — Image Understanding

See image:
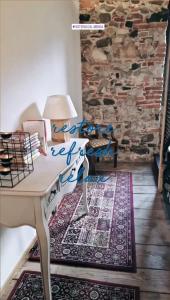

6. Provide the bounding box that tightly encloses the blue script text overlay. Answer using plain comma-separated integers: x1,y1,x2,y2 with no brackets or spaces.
52,119,116,135
59,166,110,184
51,140,117,166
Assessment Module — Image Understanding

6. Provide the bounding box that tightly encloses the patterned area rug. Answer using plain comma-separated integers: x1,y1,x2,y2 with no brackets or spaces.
30,172,136,272
8,271,140,299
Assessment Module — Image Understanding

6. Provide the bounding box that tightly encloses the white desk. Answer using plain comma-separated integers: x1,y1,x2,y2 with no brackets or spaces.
0,138,89,300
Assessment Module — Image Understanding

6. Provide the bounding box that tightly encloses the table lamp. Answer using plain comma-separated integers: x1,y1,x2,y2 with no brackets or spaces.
43,95,77,143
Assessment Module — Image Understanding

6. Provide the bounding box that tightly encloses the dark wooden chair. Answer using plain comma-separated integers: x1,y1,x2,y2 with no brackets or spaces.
80,123,118,174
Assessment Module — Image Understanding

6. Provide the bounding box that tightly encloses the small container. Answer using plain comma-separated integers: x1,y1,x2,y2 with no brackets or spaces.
0,166,11,175
0,154,13,162
1,160,12,167
0,132,12,139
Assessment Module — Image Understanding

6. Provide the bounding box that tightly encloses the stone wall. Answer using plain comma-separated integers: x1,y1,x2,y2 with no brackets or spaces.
80,0,169,161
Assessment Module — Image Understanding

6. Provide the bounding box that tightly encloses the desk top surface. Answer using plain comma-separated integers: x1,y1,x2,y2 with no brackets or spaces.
0,138,88,197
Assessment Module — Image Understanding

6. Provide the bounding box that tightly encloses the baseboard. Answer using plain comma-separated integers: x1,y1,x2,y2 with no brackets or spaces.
0,236,37,296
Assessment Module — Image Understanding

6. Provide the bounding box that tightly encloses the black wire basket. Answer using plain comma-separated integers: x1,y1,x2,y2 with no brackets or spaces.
0,132,34,188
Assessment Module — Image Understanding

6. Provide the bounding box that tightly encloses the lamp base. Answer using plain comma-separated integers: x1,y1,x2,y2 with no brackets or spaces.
51,120,70,143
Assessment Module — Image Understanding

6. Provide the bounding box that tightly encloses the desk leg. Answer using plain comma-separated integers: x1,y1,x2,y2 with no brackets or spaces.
83,155,89,215
36,208,52,300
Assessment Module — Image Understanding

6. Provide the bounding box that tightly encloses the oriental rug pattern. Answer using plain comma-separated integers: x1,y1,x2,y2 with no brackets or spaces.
7,271,140,300
30,172,136,272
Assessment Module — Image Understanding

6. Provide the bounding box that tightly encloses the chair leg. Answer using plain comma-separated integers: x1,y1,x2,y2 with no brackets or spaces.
88,155,96,175
91,155,96,175
113,144,118,168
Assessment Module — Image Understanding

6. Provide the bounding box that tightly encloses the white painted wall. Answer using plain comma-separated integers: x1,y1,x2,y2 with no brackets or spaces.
0,0,81,288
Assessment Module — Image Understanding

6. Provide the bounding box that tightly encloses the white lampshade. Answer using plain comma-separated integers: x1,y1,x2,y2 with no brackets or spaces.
43,95,77,120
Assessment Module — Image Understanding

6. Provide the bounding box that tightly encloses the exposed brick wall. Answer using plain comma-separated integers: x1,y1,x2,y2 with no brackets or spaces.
80,0,169,161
